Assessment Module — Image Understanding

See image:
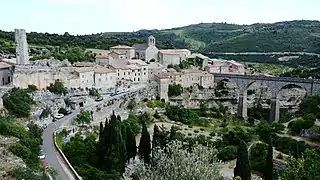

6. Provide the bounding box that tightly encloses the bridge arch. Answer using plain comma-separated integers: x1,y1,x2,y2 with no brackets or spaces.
276,83,308,98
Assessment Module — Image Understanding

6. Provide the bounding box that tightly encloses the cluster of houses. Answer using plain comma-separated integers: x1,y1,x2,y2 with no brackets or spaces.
0,32,246,98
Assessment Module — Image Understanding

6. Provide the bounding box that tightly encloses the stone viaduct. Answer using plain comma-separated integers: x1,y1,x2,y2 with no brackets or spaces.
213,74,320,122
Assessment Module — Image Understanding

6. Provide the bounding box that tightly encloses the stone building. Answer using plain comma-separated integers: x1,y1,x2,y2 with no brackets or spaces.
158,49,191,67
93,67,116,90
15,29,29,65
13,59,116,90
155,69,215,101
133,36,159,62
0,62,13,85
110,45,135,60
147,62,165,80
110,59,148,83
204,59,245,75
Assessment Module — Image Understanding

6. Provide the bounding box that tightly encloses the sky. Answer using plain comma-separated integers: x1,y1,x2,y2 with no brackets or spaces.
1,0,319,35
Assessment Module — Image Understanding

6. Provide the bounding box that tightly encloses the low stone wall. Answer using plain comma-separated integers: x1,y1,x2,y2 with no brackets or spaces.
53,132,82,180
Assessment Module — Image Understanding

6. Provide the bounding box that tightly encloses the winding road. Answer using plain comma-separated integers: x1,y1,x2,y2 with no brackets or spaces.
41,85,146,180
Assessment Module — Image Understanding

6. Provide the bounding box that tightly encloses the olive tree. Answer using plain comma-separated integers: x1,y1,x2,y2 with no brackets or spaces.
133,140,221,180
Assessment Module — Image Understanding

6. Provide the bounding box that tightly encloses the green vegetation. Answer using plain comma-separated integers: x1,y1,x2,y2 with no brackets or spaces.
0,116,47,178
63,111,138,179
234,140,251,180
2,20,320,54
55,133,63,149
40,107,51,119
47,79,67,95
146,100,166,109
89,88,100,97
138,121,151,164
3,88,33,118
280,149,320,180
74,110,92,126
168,83,183,97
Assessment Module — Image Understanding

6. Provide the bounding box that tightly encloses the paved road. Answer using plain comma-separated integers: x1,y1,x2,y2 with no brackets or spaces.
41,85,146,180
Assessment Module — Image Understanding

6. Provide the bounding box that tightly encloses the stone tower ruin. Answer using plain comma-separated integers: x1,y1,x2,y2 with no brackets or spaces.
15,29,29,65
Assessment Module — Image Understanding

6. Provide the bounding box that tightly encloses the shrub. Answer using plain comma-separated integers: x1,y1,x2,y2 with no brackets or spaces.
249,142,268,173
27,85,38,92
277,153,283,159
3,88,33,118
47,79,67,95
217,145,237,161
40,107,51,119
209,132,215,137
168,83,183,97
272,122,285,133
188,133,192,136
288,119,315,135
194,130,199,133
200,128,205,131
188,125,193,128
58,108,67,115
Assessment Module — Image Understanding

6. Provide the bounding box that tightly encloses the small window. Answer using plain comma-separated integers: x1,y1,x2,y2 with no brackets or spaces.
144,72,146,75
143,68,146,71
118,73,119,76
138,78,140,81
82,75,84,78
124,72,126,75
134,78,136,81
99,78,101,82
106,77,108,80
128,72,130,75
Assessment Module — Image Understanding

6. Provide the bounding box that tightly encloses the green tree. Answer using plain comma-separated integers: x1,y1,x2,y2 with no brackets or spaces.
234,140,251,180
280,149,320,180
264,138,274,180
47,79,67,95
125,126,136,163
168,83,183,97
74,110,92,126
3,88,33,118
138,121,151,164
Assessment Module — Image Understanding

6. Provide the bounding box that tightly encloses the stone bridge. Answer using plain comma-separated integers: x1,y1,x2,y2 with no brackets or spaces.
213,73,320,122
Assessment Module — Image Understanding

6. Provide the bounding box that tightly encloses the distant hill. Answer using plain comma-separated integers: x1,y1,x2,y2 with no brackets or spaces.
1,20,320,54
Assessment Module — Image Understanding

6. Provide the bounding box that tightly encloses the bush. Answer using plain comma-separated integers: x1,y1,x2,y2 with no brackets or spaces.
249,142,268,173
27,85,37,92
188,133,192,136
200,128,205,131
154,111,161,119
3,88,33,118
89,88,100,97
40,107,51,119
188,125,193,128
209,132,216,137
217,145,237,161
272,122,285,133
47,79,67,95
168,83,183,97
193,130,199,133
288,119,315,135
58,108,68,115
276,153,283,159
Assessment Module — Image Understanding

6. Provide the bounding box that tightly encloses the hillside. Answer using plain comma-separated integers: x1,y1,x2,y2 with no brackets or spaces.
1,20,320,54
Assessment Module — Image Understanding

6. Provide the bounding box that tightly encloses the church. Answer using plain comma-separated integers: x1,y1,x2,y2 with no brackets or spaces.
133,35,159,62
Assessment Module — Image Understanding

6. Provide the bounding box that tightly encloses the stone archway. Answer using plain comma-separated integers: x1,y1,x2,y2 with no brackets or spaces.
269,83,307,122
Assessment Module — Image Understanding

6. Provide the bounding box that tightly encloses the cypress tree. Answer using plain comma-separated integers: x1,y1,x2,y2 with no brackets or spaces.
103,112,126,175
264,137,274,180
126,126,137,163
152,124,160,148
234,140,251,180
138,121,151,164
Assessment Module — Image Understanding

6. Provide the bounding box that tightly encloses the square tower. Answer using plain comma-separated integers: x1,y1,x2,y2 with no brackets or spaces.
15,29,29,65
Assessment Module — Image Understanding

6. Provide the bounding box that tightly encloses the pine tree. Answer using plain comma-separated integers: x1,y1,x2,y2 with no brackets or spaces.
139,121,151,164
264,137,274,180
234,140,251,180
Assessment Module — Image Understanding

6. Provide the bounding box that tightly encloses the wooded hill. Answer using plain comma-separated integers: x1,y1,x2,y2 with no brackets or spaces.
1,20,320,53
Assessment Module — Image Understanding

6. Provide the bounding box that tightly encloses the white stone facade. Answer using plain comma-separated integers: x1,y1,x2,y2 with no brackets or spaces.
111,59,148,83
158,49,191,67
147,62,165,80
204,59,245,75
15,29,29,65
155,69,215,101
110,45,135,60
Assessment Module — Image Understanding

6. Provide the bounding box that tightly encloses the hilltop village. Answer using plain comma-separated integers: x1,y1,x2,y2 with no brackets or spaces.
1,30,246,105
